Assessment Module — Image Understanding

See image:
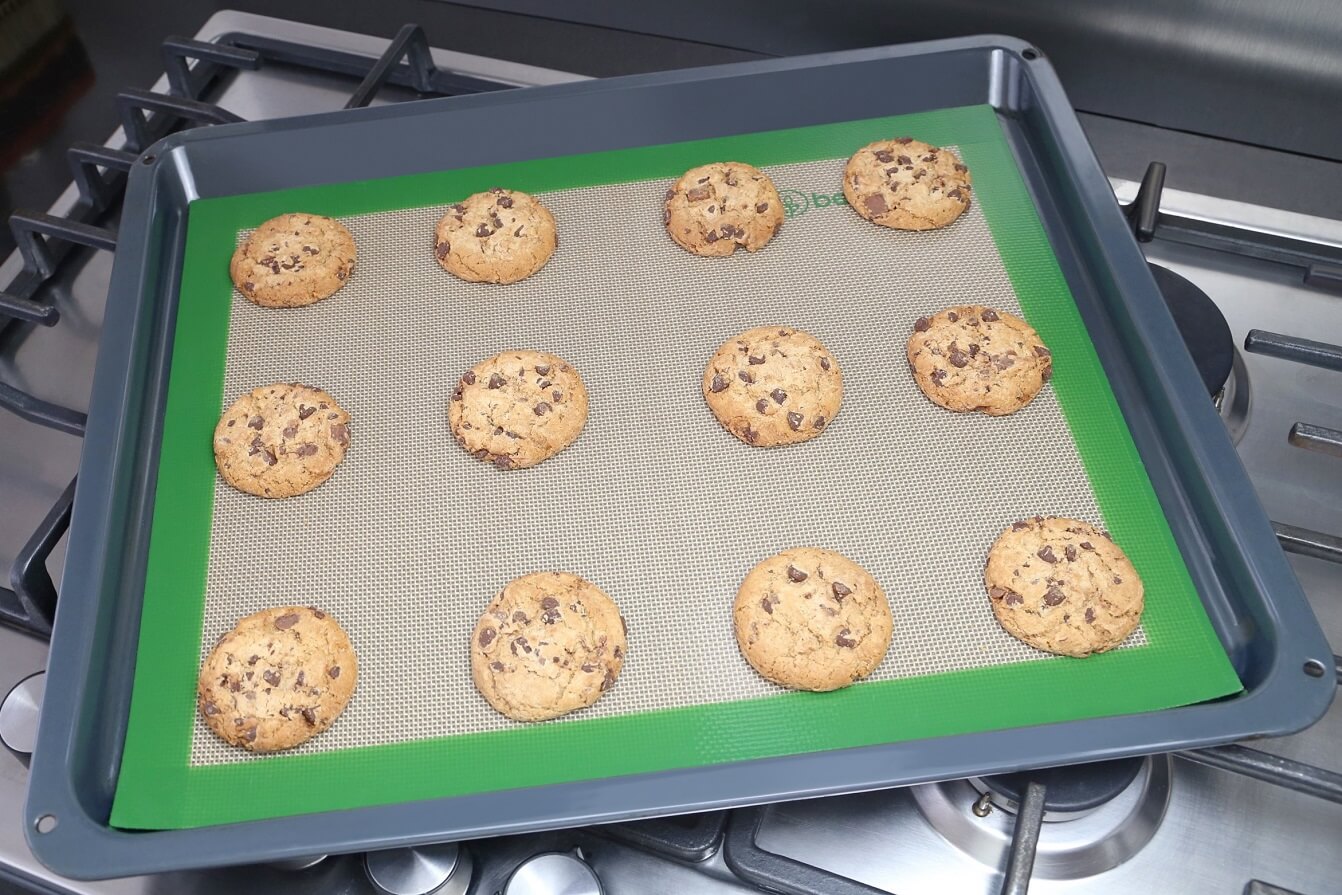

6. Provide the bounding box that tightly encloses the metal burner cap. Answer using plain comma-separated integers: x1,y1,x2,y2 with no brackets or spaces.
364,842,472,895
0,672,44,755
504,852,604,895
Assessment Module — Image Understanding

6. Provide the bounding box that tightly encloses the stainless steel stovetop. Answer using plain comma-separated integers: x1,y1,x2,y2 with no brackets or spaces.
1,12,1338,895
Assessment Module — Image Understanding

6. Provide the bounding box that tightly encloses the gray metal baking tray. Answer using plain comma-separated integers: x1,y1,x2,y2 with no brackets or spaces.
26,35,1334,878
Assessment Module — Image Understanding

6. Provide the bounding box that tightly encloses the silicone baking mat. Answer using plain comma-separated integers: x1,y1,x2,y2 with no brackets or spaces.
111,104,1241,829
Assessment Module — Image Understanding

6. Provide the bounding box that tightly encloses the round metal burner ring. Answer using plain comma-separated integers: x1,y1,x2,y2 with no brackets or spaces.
910,755,1172,881
1215,348,1252,445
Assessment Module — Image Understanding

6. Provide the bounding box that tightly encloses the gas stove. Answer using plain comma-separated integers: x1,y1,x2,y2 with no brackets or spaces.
2,12,1339,895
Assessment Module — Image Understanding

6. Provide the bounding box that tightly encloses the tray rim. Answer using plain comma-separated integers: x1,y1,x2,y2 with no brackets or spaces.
28,33,1334,878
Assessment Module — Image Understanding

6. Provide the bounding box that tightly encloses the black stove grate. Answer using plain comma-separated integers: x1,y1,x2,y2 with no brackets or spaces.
0,23,518,635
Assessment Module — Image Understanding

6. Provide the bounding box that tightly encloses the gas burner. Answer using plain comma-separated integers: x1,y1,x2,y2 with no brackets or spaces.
974,755,1145,818
911,755,1172,881
1150,262,1235,397
1148,262,1250,443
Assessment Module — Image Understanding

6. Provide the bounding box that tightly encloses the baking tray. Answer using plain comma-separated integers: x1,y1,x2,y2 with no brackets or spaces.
28,36,1334,877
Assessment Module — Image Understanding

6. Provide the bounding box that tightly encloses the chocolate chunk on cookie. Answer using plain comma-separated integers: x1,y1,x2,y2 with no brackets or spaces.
907,305,1052,415
198,606,358,752
664,162,784,257
734,547,892,691
435,189,557,284
984,516,1144,657
213,383,352,498
471,571,627,721
449,350,589,469
843,138,973,231
702,326,842,447
229,213,357,308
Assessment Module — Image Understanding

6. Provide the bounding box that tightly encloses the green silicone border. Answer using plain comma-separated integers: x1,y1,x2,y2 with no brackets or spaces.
111,104,1241,829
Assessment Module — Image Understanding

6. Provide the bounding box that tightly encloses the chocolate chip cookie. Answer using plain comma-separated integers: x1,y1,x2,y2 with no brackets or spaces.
471,571,627,722
842,138,972,231
734,547,892,691
434,189,557,284
907,305,1052,415
985,516,1145,658
213,383,352,498
664,162,784,257
448,350,588,470
229,213,357,308
702,326,842,447
198,606,358,752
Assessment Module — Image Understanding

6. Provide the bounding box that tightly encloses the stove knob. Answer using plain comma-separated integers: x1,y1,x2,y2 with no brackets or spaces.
0,672,45,756
503,851,604,895
363,842,473,895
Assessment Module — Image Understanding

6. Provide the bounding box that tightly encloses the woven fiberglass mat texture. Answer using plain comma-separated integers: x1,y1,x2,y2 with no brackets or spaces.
192,156,1144,766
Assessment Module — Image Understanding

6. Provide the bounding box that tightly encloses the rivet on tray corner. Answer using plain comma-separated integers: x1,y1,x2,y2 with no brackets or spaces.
34,814,58,834
141,154,156,165
1302,659,1326,678
1022,48,1040,60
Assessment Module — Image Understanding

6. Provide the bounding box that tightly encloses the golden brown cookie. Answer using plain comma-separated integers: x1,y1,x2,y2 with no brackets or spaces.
906,305,1052,415
229,213,356,308
702,326,842,447
984,516,1145,658
664,162,784,257
733,547,892,691
197,606,358,752
470,572,627,722
213,383,351,498
434,189,557,284
448,350,589,470
842,138,972,230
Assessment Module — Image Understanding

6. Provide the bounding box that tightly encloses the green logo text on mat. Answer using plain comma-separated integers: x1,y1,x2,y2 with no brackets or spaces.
779,188,849,218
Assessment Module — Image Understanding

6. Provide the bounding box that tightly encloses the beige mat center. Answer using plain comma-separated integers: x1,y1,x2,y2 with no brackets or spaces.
192,157,1143,766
